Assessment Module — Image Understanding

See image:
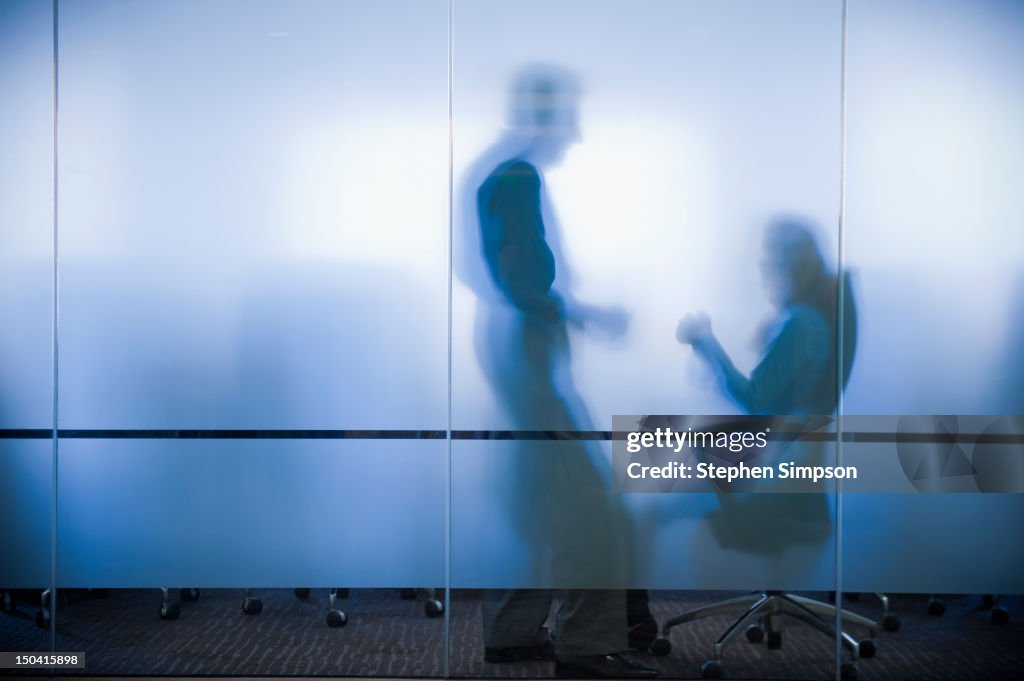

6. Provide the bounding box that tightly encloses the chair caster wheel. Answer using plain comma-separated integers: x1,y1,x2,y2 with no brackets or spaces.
767,630,782,649
841,661,858,681
982,594,996,607
425,599,443,617
745,624,764,643
180,588,199,602
159,602,180,620
882,614,901,632
650,638,671,656
35,608,51,628
242,597,263,615
700,660,722,679
991,607,1009,625
928,598,945,616
294,588,310,600
399,588,417,600
858,639,876,659
326,609,347,627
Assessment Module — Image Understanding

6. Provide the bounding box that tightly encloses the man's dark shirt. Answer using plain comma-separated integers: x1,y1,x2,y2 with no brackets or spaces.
477,160,559,318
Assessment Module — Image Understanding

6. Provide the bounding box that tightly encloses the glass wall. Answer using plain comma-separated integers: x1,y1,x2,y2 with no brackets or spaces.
839,1,1024,679
53,0,449,675
449,1,845,678
0,0,55,654
0,1,1021,679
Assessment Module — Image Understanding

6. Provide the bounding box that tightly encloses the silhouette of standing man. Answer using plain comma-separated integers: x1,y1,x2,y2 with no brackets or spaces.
459,65,657,679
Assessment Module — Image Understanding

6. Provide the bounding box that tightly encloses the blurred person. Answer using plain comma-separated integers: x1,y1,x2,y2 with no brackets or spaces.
457,65,658,679
677,217,854,418
676,217,857,543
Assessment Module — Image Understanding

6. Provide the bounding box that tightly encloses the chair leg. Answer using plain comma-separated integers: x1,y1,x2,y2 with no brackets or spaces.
710,594,775,660
876,592,890,616
780,595,860,659
662,592,764,634
325,588,348,627
787,594,878,635
242,588,263,615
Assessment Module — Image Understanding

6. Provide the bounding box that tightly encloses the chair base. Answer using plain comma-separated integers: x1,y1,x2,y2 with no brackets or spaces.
653,590,878,679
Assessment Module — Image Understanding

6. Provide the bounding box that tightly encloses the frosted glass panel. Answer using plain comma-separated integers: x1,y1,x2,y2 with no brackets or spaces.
57,0,449,429
0,441,51,588
843,0,1024,594
844,0,1024,416
843,494,1024,594
452,0,844,430
0,441,51,654
0,0,53,429
452,441,837,591
450,0,843,592
0,0,53,647
57,439,444,587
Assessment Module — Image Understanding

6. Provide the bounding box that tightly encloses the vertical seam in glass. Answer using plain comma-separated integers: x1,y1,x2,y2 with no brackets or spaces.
50,0,60,652
444,0,454,676
835,0,849,678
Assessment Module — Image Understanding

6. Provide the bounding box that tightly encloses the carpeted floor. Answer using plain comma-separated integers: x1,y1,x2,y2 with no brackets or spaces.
1,589,1021,680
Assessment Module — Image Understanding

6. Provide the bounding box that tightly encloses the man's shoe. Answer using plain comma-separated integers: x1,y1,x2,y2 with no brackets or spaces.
484,640,555,663
555,653,660,679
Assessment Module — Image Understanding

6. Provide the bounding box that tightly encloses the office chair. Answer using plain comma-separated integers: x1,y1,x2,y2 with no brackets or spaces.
156,587,201,620
873,592,901,631
0,588,54,628
652,272,874,680
649,476,878,681
1,587,110,627
982,594,1010,625
8,586,198,624
290,587,444,627
293,588,349,626
152,586,341,624
927,594,1009,625
828,591,900,631
399,587,446,617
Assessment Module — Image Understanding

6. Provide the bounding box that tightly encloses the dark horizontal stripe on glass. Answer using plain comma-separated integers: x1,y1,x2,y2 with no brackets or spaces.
0,429,53,439
59,429,448,439
0,429,1022,443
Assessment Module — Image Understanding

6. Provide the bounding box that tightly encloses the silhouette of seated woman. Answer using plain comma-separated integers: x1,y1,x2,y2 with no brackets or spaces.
676,217,857,552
